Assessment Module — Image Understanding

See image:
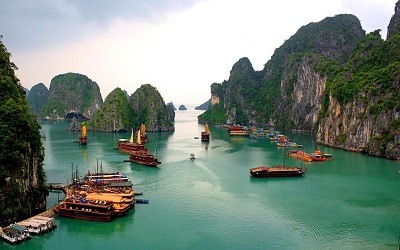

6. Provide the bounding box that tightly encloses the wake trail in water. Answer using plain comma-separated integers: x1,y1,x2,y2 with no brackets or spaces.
193,159,219,180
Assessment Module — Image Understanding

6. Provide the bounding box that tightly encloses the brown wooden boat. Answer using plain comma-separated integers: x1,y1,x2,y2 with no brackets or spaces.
128,150,161,166
53,197,114,222
85,193,131,216
117,129,147,153
250,165,306,178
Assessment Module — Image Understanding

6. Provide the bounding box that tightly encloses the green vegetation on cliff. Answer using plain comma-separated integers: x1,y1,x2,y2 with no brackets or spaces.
201,14,365,126
89,88,134,131
129,84,174,131
0,38,48,226
43,72,103,119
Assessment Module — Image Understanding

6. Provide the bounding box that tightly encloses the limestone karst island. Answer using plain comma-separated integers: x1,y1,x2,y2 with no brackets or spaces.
1,1,400,249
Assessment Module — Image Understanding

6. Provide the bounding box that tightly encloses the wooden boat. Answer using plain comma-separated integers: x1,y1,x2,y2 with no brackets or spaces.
311,150,326,161
286,142,303,148
85,193,132,216
78,123,87,145
18,216,56,235
322,153,333,160
250,165,306,178
0,227,24,244
287,150,314,162
53,197,114,222
128,150,161,166
229,130,250,136
201,123,210,142
117,129,147,154
88,182,135,205
84,171,129,185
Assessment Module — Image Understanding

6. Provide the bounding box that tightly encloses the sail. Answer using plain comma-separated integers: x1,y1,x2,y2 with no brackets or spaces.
81,124,87,137
137,130,142,145
205,123,209,135
140,123,146,135
129,129,134,143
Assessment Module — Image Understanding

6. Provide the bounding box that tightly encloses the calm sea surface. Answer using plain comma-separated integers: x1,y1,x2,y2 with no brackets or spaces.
2,110,400,249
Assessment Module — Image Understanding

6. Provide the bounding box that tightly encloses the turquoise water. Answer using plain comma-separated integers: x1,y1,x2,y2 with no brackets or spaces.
2,110,400,249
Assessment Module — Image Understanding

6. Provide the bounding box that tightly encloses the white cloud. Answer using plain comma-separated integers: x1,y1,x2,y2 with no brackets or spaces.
7,0,397,106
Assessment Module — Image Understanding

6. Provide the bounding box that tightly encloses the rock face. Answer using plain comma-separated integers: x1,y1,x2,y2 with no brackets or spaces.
387,0,400,38
0,39,47,226
89,88,134,132
167,103,176,122
27,83,48,114
178,105,187,110
43,73,103,119
167,102,177,110
200,10,400,159
129,84,174,132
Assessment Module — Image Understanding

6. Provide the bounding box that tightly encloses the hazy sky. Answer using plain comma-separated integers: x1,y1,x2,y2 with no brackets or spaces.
0,0,396,107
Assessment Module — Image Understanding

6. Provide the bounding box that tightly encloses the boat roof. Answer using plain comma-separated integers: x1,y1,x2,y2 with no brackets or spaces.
250,166,302,171
10,224,27,232
3,227,20,235
32,215,54,222
86,193,126,203
19,221,41,227
109,181,132,187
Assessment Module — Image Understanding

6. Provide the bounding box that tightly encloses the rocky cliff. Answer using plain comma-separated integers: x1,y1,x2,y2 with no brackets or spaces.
0,38,48,226
387,0,400,38
89,87,134,131
200,14,364,127
129,84,175,132
27,83,48,115
200,8,400,159
316,28,400,159
43,73,103,119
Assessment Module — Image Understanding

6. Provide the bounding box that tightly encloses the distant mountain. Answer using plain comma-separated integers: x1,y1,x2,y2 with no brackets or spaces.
167,102,177,110
43,72,103,119
129,84,174,131
178,105,187,110
27,83,48,115
167,102,175,121
195,99,210,110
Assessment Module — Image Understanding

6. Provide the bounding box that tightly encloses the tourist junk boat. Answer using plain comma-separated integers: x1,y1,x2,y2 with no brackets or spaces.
117,129,146,153
84,171,129,185
78,122,88,145
201,123,210,142
85,193,131,216
53,197,114,222
287,150,314,162
124,130,161,166
129,150,161,166
249,165,306,178
227,125,250,136
250,150,306,178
